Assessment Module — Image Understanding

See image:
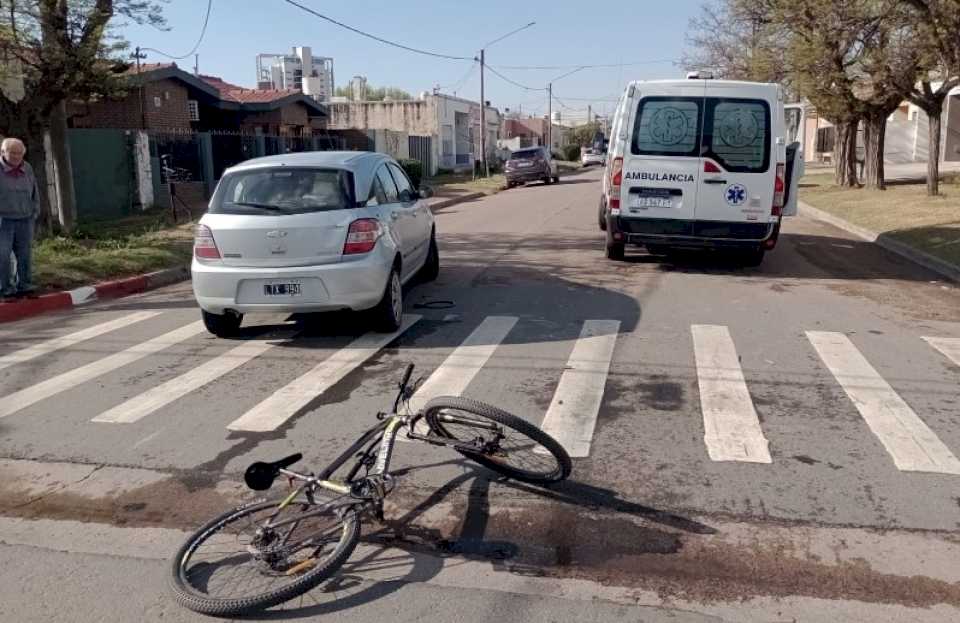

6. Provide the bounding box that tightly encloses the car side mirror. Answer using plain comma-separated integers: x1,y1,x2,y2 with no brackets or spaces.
418,186,433,199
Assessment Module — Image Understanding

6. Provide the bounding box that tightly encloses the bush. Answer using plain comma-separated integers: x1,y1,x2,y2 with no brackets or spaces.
398,159,423,188
562,144,581,162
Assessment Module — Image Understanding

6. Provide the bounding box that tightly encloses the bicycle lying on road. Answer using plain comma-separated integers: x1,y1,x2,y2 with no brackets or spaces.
168,363,572,617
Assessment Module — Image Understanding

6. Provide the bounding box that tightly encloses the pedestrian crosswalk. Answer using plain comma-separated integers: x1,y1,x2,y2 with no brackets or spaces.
1,311,959,477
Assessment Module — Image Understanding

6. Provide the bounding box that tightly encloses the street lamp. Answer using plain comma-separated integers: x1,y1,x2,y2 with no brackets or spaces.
478,22,536,177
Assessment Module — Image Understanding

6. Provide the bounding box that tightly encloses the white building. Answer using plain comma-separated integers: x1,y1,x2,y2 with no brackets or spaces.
256,46,334,102
349,76,367,102
326,92,502,175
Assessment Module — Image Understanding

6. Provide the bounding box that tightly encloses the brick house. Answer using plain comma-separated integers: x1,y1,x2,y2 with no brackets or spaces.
70,63,326,134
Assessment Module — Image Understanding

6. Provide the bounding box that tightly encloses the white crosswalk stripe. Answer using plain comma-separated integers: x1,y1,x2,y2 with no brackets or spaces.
692,324,772,463
404,316,518,438
91,331,296,424
0,311,162,373
538,320,620,458
808,331,960,475
924,337,960,369
226,316,422,433
0,321,206,420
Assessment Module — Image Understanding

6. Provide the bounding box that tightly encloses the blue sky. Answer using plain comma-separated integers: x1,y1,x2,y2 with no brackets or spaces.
116,0,702,122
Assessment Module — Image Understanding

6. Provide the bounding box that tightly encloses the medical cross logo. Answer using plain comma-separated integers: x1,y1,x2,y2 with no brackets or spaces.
725,184,747,206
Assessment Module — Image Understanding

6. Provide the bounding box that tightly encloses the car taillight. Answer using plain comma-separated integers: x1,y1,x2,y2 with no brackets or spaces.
609,157,623,213
772,163,785,216
343,218,382,255
193,224,221,259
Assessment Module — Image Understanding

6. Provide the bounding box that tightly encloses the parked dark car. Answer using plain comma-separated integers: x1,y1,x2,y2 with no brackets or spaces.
505,147,559,187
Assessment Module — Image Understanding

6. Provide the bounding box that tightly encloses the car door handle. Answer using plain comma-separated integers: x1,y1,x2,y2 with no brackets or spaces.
703,178,727,184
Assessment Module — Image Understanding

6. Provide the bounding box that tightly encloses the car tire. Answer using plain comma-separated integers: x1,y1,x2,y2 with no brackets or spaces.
420,232,440,282
201,309,242,338
543,176,552,185
552,175,560,184
372,265,403,332
598,200,607,231
605,241,625,261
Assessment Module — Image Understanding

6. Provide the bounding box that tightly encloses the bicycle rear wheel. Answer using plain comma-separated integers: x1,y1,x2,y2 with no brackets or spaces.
169,498,360,617
424,396,571,484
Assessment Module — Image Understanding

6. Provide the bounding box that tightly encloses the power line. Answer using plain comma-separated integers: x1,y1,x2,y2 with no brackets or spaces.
436,61,479,93
282,0,471,61
142,0,213,60
485,65,548,91
493,59,678,70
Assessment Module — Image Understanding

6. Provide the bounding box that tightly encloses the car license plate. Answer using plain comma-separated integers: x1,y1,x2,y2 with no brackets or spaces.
517,161,532,167
631,196,673,209
264,283,301,296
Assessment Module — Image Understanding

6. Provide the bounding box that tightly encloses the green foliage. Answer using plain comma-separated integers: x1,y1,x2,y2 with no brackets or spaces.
333,84,413,101
398,159,423,188
566,122,602,149
562,144,582,162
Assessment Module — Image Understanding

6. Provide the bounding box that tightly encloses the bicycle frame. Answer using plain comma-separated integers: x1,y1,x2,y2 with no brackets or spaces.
255,364,504,536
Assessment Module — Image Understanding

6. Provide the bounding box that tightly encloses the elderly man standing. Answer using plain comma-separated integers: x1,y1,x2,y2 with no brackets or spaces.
0,137,40,298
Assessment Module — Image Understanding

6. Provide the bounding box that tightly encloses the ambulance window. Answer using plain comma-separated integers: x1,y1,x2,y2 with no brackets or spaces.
631,97,702,157
703,99,770,173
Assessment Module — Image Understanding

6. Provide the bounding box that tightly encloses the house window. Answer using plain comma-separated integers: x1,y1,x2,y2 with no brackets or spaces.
153,96,162,108
164,90,171,100
187,100,199,122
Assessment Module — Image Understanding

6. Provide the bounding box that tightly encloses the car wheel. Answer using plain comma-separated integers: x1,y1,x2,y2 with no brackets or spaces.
201,309,242,338
605,241,625,261
543,176,552,185
598,200,607,231
552,176,559,184
420,232,440,282
372,265,403,332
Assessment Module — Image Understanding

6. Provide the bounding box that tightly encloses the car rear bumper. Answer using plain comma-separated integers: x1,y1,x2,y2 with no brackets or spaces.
505,167,550,182
191,250,394,315
608,215,776,249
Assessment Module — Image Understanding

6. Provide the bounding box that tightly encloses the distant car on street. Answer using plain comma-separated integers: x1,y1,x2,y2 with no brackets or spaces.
505,146,559,187
581,147,606,167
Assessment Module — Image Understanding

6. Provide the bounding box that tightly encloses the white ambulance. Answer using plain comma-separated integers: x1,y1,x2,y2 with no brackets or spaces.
599,74,803,265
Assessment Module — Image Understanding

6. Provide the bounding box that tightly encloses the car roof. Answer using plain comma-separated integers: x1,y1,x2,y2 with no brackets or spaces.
223,151,395,199
623,79,780,101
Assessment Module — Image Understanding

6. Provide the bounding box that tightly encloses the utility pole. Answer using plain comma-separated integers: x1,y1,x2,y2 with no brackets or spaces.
587,104,592,130
194,54,199,75
132,46,148,130
479,49,487,178
547,82,552,152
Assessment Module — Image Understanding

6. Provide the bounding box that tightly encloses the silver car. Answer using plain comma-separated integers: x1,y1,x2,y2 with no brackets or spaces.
191,151,438,337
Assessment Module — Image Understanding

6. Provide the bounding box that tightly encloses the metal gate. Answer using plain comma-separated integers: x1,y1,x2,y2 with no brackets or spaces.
68,129,135,220
408,135,432,174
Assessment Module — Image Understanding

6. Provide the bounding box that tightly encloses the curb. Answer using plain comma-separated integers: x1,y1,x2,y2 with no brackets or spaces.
0,264,191,324
427,191,486,212
798,201,960,284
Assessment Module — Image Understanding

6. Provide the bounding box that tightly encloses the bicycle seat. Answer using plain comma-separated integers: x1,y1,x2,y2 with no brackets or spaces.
243,453,303,491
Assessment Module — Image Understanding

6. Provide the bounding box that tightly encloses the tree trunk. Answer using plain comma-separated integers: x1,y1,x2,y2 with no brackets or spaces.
834,121,859,187
47,100,76,232
862,112,886,190
926,101,942,196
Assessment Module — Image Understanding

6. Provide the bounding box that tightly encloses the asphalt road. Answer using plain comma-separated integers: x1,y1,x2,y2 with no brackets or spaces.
2,167,959,620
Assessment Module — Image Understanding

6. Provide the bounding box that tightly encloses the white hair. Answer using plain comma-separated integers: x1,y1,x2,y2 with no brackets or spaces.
1,138,25,153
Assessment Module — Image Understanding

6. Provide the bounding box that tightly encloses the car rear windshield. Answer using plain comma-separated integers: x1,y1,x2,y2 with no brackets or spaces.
510,149,541,160
631,96,770,173
210,167,354,215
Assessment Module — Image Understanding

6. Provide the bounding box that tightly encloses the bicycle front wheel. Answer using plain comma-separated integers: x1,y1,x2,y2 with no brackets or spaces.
424,396,572,484
169,498,360,617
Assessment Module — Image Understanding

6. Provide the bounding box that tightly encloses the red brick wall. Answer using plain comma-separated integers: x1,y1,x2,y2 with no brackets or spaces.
70,79,191,130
